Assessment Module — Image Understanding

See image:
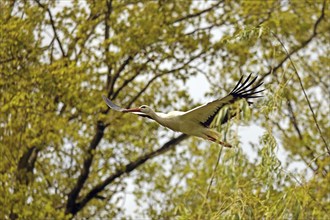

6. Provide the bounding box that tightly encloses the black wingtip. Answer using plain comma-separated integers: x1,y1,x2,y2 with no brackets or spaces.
230,74,264,100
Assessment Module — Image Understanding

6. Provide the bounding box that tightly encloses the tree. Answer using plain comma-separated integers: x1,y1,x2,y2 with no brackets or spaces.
1,0,329,219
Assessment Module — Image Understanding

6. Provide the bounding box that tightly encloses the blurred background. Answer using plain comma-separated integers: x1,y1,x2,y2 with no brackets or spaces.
1,0,329,219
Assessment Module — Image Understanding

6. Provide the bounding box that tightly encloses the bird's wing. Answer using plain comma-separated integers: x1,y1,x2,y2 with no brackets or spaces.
181,73,264,127
102,95,153,120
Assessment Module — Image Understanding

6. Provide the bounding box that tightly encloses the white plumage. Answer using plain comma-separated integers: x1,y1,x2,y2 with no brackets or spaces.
103,74,264,147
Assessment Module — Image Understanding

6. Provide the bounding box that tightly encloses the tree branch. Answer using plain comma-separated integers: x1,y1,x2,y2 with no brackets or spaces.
127,50,207,108
34,0,66,57
65,121,106,215
68,11,102,58
104,0,113,93
171,0,223,24
73,134,188,215
285,99,323,167
16,146,39,185
66,2,115,215
107,55,134,97
110,58,151,101
259,0,326,83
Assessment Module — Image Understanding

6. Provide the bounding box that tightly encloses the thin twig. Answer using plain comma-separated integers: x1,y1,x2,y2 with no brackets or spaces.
171,0,223,24
206,145,223,199
34,0,66,57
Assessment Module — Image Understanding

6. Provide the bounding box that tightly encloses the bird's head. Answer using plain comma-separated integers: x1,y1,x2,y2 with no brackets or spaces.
138,105,152,114
123,105,153,114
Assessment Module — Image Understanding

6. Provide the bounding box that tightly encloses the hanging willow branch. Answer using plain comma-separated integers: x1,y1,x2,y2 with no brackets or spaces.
271,32,329,156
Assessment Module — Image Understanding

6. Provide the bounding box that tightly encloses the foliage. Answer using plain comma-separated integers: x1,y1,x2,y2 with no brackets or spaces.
1,0,329,219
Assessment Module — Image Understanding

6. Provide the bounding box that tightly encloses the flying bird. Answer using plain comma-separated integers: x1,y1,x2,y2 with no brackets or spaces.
102,74,264,147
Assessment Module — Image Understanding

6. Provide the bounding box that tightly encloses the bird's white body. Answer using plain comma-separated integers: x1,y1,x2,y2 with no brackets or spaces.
102,74,263,147
142,109,225,145
153,111,185,132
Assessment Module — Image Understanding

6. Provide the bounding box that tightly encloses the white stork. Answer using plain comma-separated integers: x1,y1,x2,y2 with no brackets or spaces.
102,74,264,147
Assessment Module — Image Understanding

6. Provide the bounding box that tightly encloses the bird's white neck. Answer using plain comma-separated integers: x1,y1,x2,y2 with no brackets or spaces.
148,110,162,121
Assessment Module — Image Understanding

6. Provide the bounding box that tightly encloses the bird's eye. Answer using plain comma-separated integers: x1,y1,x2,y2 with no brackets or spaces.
140,106,147,109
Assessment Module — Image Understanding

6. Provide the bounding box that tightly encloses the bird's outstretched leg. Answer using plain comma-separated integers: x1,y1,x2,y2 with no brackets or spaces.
200,129,232,147
206,135,232,148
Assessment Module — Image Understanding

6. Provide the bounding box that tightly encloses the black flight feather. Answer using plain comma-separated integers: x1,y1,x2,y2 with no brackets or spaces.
200,73,263,127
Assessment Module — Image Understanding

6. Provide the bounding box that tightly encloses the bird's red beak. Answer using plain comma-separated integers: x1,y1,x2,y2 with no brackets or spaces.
122,108,141,113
